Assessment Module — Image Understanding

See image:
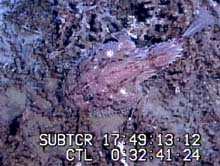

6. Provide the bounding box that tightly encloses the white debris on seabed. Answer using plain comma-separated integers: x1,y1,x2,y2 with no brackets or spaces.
106,49,114,58
119,88,128,96
75,162,82,166
117,141,128,166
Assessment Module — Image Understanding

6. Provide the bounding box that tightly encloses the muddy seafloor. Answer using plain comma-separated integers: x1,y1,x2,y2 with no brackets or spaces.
0,0,220,166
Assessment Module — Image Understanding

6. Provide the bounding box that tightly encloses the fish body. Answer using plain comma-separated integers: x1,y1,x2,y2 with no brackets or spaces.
64,35,183,116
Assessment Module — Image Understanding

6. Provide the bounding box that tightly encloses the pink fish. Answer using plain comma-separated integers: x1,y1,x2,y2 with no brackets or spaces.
64,8,214,116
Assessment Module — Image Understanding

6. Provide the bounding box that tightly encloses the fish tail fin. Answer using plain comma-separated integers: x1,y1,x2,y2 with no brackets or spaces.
182,8,215,38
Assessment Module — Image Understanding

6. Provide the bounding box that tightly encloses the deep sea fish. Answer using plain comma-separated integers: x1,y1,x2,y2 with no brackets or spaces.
64,8,215,117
